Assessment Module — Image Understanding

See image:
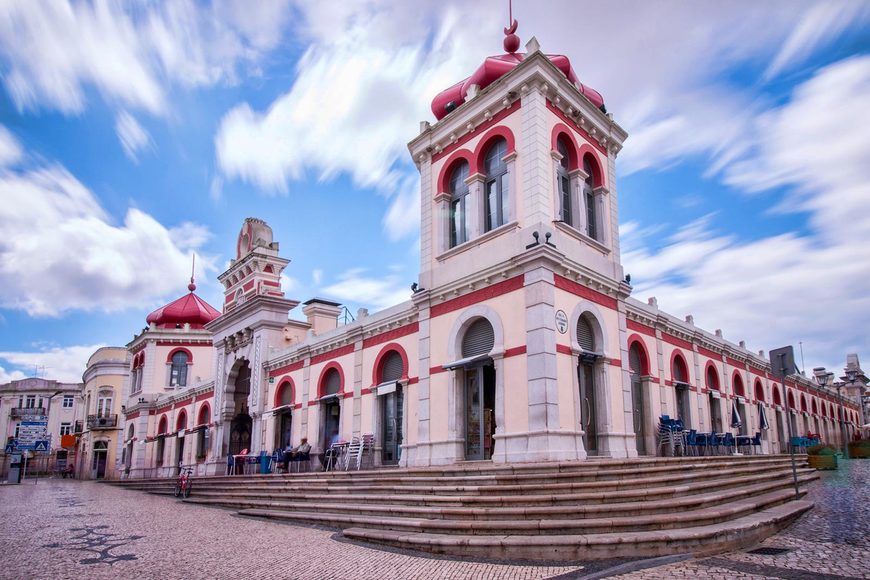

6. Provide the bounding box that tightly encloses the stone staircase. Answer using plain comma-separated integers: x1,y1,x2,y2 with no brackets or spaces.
109,455,817,561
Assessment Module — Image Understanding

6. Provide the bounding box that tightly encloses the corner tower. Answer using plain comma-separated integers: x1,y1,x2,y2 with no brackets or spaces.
405,24,635,466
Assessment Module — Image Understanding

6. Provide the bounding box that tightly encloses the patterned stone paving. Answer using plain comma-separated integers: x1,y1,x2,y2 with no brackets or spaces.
1,458,867,579
612,458,870,580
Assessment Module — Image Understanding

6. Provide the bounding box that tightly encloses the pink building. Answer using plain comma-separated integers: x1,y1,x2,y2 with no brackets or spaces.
116,31,862,478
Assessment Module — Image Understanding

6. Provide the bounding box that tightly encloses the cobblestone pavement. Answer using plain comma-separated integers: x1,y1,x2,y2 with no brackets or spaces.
613,458,870,580
0,478,583,580
1,459,867,579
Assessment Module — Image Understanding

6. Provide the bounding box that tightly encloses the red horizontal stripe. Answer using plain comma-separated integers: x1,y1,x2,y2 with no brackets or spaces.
363,322,419,349
311,344,354,365
504,345,527,358
627,320,656,337
431,276,524,318
269,360,304,378
431,101,521,164
553,275,618,309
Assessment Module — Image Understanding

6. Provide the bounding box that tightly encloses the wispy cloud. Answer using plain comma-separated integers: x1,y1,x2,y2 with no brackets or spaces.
0,124,23,168
321,268,410,313
115,111,153,162
0,344,106,383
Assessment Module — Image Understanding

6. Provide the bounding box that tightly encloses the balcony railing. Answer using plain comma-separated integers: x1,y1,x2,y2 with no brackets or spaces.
87,414,118,430
10,407,46,418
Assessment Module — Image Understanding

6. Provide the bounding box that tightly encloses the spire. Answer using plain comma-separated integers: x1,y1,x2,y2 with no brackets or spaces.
503,0,519,53
188,253,197,292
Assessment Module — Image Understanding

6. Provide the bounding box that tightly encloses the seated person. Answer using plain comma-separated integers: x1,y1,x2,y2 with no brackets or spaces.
284,438,311,470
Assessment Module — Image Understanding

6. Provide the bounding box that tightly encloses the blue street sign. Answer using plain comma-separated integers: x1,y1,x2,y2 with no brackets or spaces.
33,440,50,452
4,442,13,453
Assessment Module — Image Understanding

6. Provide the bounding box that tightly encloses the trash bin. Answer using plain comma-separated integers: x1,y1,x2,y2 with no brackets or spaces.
259,451,270,474
8,453,23,484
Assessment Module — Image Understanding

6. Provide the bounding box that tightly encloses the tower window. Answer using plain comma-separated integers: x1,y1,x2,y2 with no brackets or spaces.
170,351,189,387
557,137,572,226
483,138,508,232
583,158,597,240
448,161,470,248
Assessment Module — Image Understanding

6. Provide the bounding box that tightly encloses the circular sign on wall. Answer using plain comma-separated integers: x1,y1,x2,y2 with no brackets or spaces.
555,310,569,334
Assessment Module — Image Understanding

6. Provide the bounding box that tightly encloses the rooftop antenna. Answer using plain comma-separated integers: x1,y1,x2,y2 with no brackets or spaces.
188,253,197,292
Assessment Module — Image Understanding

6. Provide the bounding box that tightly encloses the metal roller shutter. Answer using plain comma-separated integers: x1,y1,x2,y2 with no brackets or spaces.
577,316,595,352
381,351,404,382
324,369,341,395
462,319,494,358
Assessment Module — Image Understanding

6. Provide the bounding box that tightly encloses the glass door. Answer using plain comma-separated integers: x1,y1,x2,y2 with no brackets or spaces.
631,376,646,455
381,386,403,465
579,362,598,455
465,370,482,460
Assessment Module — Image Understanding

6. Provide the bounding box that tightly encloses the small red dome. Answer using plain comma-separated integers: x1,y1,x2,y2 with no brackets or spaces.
146,291,220,329
431,52,604,120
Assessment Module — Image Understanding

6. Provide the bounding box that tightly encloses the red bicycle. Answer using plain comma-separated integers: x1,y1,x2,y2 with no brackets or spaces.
174,466,193,499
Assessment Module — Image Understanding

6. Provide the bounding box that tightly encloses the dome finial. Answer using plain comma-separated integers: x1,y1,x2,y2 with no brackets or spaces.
188,253,197,292
504,0,519,53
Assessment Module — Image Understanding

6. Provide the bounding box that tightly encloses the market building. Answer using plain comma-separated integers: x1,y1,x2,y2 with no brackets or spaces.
115,29,863,478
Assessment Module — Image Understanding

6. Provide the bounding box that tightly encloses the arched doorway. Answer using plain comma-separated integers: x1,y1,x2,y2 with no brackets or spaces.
92,440,108,479
320,367,342,450
229,360,252,456
628,342,647,455
175,411,188,473
125,424,134,475
377,350,405,465
461,318,496,461
577,314,602,455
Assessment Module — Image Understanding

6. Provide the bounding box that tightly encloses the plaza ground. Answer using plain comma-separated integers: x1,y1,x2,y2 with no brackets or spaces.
0,459,867,580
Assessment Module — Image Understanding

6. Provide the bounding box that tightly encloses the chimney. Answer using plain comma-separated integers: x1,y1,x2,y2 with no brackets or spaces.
302,298,342,336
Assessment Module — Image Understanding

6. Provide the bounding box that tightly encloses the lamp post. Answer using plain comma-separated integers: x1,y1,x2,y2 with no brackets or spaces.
832,380,849,459
845,368,865,436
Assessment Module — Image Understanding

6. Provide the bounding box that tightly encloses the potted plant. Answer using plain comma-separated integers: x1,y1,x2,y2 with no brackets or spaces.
847,438,870,459
806,444,838,470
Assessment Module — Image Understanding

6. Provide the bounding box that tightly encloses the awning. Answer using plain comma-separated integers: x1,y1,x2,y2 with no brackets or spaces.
759,403,770,430
264,404,293,416
709,390,722,399
730,399,742,429
319,393,341,404
442,354,491,371
376,381,399,396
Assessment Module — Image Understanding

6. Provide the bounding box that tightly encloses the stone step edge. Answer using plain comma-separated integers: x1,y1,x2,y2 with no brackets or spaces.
338,500,814,561
170,473,818,519
236,487,805,535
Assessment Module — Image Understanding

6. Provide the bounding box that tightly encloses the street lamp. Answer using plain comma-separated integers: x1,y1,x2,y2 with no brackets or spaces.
832,380,849,459
813,370,845,456
844,367,865,432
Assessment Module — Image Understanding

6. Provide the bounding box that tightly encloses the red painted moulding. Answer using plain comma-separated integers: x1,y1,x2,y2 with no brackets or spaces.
371,343,411,386
274,379,294,408
472,126,517,174
269,360,304,379
431,275,524,318
553,275,617,309
626,320,655,338
363,322,419,349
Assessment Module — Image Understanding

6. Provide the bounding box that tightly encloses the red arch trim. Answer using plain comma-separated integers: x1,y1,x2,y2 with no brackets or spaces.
800,394,808,412
472,126,516,174
754,379,765,402
732,371,745,397
787,390,796,408
669,348,690,384
811,398,819,415
551,124,580,170
274,378,295,408
196,403,210,426
436,149,475,196
704,361,720,390
175,409,188,431
627,335,651,376
166,347,193,364
157,414,168,434
371,343,410,386
317,362,345,399
579,149,605,188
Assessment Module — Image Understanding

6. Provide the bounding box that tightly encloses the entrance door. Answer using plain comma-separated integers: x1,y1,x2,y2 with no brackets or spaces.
578,359,598,455
464,365,495,460
381,386,403,465
175,436,185,472
631,375,646,455
92,441,108,479
322,400,341,448
229,414,252,456
275,411,292,450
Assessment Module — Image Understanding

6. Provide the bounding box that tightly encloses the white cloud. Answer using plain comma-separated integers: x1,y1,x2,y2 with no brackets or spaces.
0,344,105,383
280,273,298,293
321,268,410,312
623,55,870,373
0,365,26,383
115,111,153,162
0,125,23,168
311,269,323,286
0,162,215,316
0,0,293,115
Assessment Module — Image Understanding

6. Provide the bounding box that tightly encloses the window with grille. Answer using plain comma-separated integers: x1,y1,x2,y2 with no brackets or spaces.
448,161,470,248
462,319,494,358
577,316,595,352
629,343,644,377
170,351,189,387
380,351,404,382
484,138,508,232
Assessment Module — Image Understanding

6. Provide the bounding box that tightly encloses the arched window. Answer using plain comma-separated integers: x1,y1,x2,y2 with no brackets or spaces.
379,351,404,383
97,388,113,417
276,380,294,407
672,355,688,384
583,157,597,240
733,374,745,398
773,385,782,406
176,410,188,432
576,315,595,352
448,161,470,248
483,138,508,232
462,319,494,358
755,380,765,403
170,351,189,387
706,365,720,391
556,137,572,226
197,404,210,426
323,368,341,396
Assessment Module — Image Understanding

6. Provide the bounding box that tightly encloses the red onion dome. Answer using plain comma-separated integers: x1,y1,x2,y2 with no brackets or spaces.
146,290,220,329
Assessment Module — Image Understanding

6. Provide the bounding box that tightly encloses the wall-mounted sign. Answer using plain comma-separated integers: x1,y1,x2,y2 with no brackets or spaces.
555,310,569,334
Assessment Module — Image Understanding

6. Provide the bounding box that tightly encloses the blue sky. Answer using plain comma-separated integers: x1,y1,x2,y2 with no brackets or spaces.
0,0,869,382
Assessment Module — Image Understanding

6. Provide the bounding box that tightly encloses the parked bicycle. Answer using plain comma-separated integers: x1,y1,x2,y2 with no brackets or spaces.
174,466,193,499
